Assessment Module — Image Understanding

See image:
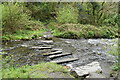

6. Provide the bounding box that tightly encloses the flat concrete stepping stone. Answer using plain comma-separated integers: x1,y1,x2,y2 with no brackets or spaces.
42,32,53,40
41,40,53,44
48,53,72,59
50,58,79,64
31,46,52,50
51,48,62,52
43,51,62,56
39,48,62,54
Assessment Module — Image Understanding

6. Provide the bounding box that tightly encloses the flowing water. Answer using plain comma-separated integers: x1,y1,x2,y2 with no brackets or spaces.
1,38,118,78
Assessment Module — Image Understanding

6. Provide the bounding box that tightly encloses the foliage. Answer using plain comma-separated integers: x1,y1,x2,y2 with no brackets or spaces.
2,2,31,33
111,65,119,71
1,2,118,40
51,23,118,39
58,31,79,39
2,30,43,40
77,2,118,26
2,62,68,78
25,2,57,22
108,41,120,72
2,2,45,40
56,4,78,24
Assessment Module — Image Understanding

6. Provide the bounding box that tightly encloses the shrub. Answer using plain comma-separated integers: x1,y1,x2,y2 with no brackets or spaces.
56,4,78,24
51,23,118,39
87,31,94,38
2,2,31,34
59,31,79,39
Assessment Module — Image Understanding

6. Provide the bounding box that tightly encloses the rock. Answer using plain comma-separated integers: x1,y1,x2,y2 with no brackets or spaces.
20,44,29,47
66,64,73,71
42,32,53,40
70,69,89,78
51,48,62,52
66,64,73,69
97,53,102,55
43,51,62,56
86,76,90,78
92,50,97,54
50,58,79,64
65,41,71,44
31,46,52,50
38,37,42,39
48,53,72,59
41,40,53,44
70,61,102,78
89,72,106,78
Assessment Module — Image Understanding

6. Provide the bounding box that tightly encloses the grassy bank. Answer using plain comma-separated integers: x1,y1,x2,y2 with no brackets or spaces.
2,30,44,40
102,39,120,77
48,23,119,39
2,23,119,40
108,40,120,72
2,62,71,78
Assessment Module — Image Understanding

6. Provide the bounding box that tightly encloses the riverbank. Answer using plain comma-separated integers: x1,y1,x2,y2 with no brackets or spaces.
2,30,44,41
48,23,119,39
2,23,119,41
2,62,72,78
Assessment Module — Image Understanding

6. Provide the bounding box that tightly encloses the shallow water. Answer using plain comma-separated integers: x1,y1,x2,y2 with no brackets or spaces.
60,38,118,78
1,38,118,77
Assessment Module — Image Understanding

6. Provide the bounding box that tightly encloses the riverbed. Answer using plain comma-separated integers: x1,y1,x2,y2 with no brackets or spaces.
1,38,118,78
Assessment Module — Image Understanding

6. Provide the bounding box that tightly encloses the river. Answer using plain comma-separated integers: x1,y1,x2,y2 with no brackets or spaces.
1,38,118,78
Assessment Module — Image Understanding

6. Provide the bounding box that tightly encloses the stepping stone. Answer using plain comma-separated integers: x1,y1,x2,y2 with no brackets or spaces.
41,40,53,44
43,51,62,56
65,41,71,44
50,58,79,64
42,32,53,40
48,53,72,59
40,48,62,54
31,46,52,50
51,48,62,52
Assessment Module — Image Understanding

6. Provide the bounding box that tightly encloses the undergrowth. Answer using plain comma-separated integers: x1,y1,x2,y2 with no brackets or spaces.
2,62,68,78
48,23,118,39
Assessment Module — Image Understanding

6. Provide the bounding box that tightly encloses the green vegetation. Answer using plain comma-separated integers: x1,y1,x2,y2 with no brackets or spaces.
2,30,43,40
2,62,68,78
1,2,119,40
1,2,119,78
56,4,78,23
1,2,45,40
49,23,118,39
107,40,120,74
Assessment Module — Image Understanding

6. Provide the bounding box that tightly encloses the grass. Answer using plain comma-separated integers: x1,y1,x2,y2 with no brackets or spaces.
2,23,118,40
2,30,45,40
2,62,68,78
107,41,120,72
